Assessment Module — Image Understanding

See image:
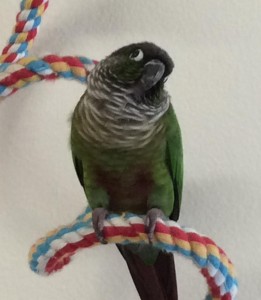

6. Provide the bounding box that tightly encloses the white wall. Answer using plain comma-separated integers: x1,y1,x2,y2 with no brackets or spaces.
0,1,260,299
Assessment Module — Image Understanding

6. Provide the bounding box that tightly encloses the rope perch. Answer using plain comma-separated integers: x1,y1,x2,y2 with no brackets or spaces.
29,207,238,300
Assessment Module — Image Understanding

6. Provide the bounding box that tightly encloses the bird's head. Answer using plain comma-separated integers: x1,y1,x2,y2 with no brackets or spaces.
100,42,174,102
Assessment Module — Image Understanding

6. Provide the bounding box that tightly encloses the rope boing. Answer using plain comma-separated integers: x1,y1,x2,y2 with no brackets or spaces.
1,1,238,299
0,0,96,97
29,207,238,300
0,55,96,96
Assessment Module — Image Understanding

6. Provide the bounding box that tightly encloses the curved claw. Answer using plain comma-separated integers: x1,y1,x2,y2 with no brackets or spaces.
92,208,109,244
145,208,165,244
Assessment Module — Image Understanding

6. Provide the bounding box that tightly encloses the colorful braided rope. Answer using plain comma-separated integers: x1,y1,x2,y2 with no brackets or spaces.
29,207,238,300
0,0,96,97
1,0,49,63
0,55,96,96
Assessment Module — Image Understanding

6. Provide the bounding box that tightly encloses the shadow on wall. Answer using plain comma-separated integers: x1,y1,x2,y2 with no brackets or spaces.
181,175,251,230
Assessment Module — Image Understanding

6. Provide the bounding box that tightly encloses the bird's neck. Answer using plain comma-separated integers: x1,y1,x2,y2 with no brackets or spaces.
73,65,170,149
86,62,170,123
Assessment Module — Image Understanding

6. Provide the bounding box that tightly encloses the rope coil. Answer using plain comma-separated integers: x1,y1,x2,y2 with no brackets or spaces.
1,0,49,64
0,0,96,97
0,55,96,96
29,207,238,300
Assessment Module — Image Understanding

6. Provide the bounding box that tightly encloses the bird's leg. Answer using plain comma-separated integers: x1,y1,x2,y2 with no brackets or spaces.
145,208,165,244
92,207,109,244
85,183,109,244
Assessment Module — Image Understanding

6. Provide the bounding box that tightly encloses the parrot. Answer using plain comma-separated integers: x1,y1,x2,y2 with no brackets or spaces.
70,42,183,300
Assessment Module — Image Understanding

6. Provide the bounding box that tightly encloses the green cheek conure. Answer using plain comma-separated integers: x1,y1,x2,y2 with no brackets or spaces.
70,42,183,300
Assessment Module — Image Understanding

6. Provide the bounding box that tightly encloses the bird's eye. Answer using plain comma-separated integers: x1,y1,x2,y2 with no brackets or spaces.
163,76,169,83
129,49,144,61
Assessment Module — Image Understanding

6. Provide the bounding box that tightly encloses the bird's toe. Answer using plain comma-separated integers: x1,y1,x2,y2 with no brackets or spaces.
145,208,165,244
92,207,109,244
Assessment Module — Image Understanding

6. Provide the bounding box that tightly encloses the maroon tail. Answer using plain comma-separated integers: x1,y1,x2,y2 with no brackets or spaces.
117,245,178,300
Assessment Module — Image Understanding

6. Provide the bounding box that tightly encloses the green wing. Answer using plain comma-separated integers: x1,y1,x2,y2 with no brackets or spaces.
165,104,184,221
71,92,86,190
72,153,85,189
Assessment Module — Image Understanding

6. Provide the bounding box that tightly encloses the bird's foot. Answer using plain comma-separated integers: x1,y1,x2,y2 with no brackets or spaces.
145,208,165,244
92,208,109,244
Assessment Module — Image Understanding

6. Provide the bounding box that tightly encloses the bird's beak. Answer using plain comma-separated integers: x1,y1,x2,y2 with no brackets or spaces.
129,59,166,102
140,60,166,91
